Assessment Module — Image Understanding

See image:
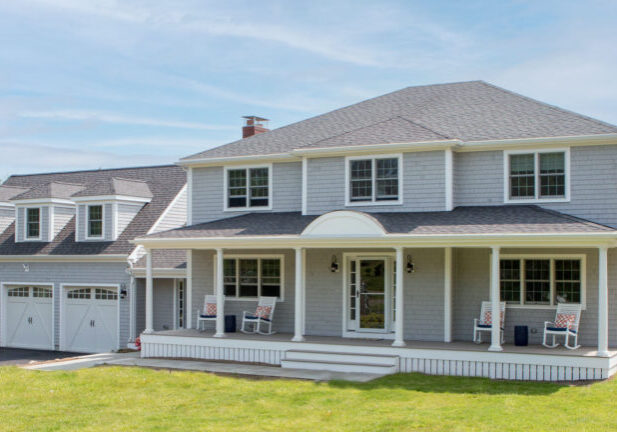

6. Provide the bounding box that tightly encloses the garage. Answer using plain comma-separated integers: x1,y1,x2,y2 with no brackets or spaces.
2,285,54,350
62,286,118,353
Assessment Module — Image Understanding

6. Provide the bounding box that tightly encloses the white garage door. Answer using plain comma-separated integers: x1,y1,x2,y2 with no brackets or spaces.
63,287,118,353
4,286,54,350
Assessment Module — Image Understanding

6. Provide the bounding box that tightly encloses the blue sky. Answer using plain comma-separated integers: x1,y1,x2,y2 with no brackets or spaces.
1,0,616,179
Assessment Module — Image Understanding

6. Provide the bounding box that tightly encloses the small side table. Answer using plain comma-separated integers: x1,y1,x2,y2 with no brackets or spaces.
514,325,528,346
225,315,237,333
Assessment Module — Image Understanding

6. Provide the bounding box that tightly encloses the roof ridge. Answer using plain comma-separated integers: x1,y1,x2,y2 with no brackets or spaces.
478,81,617,132
6,163,178,179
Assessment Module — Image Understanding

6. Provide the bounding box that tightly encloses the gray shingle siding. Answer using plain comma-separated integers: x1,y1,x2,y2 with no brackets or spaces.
191,162,302,224
0,208,14,238
306,151,447,214
0,261,131,349
453,144,617,228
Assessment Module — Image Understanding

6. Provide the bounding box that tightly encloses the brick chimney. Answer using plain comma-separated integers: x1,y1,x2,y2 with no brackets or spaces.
242,116,270,138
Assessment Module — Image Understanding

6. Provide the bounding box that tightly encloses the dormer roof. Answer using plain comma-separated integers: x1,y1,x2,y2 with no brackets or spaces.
10,181,85,201
0,185,29,203
71,177,153,200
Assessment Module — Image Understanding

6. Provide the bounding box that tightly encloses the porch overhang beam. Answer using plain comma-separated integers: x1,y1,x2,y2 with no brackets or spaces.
133,233,617,251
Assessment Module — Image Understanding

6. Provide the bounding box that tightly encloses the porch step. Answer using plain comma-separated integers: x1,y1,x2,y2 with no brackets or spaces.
281,350,399,374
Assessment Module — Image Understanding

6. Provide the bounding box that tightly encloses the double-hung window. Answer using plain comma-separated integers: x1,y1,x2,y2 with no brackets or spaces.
25,208,40,239
222,256,283,299
506,149,568,202
226,166,270,210
499,256,584,307
347,155,402,205
87,205,103,239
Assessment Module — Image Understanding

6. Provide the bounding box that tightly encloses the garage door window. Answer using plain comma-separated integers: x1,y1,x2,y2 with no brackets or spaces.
67,288,91,299
95,288,117,300
33,287,52,298
8,287,29,297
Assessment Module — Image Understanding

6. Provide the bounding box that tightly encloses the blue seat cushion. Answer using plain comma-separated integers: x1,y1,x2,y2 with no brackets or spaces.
246,315,271,322
477,324,504,330
547,326,576,333
199,314,216,319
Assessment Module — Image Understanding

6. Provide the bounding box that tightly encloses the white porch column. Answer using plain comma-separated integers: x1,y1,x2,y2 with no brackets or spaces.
214,248,226,338
293,247,305,342
489,246,502,352
393,247,406,347
598,246,609,357
444,247,453,343
144,249,154,334
186,250,193,329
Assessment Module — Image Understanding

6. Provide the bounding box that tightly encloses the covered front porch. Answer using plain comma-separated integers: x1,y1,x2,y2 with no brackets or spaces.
141,329,617,381
134,208,617,381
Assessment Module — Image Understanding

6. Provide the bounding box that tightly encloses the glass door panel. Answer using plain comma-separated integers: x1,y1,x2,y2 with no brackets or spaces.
359,260,386,330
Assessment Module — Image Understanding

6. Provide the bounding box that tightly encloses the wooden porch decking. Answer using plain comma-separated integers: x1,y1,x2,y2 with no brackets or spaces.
148,329,616,358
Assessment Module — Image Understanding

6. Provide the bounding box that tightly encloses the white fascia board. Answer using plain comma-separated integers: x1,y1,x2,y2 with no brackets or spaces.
177,153,299,168
458,133,617,152
0,202,15,208
292,140,461,157
132,231,617,250
13,198,75,206
71,195,152,204
0,254,128,262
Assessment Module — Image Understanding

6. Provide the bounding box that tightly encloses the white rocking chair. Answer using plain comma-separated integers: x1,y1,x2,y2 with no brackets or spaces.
473,301,506,344
542,303,582,350
241,296,277,335
196,295,220,331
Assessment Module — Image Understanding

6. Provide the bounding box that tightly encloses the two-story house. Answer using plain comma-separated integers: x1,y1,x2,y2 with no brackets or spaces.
0,165,187,353
136,81,617,381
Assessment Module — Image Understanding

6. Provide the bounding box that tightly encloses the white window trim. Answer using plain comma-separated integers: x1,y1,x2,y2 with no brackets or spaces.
223,164,273,212
503,148,571,204
85,204,105,241
345,154,403,207
213,254,285,302
499,254,586,310
24,207,42,241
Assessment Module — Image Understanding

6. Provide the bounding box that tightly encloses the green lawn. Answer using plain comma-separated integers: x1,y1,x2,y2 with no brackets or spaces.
1,366,616,432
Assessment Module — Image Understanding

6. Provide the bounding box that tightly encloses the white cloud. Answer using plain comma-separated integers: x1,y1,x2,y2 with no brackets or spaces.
19,110,235,131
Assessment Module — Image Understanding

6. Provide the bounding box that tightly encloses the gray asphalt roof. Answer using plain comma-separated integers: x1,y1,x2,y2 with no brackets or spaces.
134,249,187,269
143,206,615,240
11,182,85,200
0,165,186,255
0,185,29,202
183,81,617,161
72,177,153,198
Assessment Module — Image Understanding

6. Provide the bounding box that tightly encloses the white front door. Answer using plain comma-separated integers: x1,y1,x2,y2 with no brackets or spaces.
346,256,394,334
63,287,118,353
4,286,53,350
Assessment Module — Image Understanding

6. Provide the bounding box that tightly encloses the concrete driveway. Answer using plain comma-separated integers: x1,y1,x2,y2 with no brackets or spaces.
0,348,80,366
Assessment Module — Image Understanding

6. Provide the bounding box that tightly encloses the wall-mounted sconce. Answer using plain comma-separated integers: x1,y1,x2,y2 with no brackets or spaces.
22,264,30,272
120,283,128,299
406,255,415,274
330,255,339,273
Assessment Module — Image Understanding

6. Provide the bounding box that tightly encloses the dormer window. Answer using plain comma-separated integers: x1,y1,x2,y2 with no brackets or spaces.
87,205,103,239
224,165,271,211
26,208,40,239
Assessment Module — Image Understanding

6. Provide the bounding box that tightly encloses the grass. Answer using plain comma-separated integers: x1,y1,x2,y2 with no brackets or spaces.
1,366,616,432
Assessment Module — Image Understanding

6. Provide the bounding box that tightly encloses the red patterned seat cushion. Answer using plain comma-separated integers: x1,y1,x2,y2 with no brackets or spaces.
482,311,493,325
205,302,217,316
554,313,576,329
255,305,272,320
